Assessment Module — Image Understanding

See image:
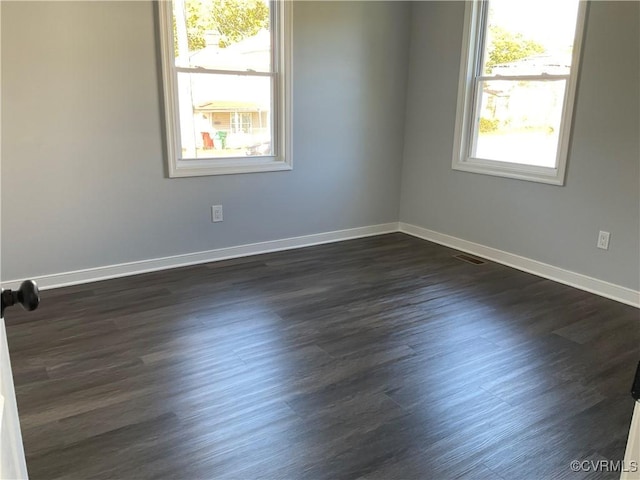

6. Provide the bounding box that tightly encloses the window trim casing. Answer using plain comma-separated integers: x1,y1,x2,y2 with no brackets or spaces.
158,0,292,177
451,0,588,186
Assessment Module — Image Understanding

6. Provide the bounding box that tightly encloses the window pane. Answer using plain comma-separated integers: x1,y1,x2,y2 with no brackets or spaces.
472,79,566,168
481,0,580,76
173,0,271,72
176,72,273,159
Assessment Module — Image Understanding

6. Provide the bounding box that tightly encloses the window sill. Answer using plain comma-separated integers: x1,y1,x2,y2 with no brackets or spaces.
452,158,565,186
168,156,292,178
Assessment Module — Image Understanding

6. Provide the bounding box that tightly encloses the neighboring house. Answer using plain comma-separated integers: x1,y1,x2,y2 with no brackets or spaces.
481,54,571,130
182,30,271,150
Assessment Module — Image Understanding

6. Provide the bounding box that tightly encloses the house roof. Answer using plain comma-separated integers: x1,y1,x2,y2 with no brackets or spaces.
189,73,270,111
179,30,272,112
195,100,265,112
492,53,572,76
182,29,271,72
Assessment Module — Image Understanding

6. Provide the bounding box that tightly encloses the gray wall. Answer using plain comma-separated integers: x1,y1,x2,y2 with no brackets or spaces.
1,1,410,281
400,1,640,290
3,1,639,293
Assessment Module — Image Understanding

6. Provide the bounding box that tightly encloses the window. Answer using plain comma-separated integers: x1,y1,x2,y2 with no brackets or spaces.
452,0,587,185
230,112,253,134
158,0,292,177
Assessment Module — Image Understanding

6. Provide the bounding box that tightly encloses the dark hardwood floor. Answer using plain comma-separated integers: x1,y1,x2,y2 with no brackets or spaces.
5,233,639,479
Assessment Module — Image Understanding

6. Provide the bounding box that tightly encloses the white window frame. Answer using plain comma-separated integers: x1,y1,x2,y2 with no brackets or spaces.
451,0,587,186
158,0,292,177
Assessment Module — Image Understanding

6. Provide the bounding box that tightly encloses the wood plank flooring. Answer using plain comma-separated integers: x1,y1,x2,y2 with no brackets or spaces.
5,233,640,479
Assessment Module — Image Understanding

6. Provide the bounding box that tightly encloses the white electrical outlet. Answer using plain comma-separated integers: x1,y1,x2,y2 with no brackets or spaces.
212,205,223,223
597,230,610,250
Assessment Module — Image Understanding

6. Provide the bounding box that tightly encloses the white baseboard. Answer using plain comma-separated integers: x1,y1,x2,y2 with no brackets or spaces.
399,222,640,308
4,220,638,308
1,223,399,291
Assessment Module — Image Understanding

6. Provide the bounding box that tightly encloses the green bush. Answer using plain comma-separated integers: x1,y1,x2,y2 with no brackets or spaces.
479,117,500,133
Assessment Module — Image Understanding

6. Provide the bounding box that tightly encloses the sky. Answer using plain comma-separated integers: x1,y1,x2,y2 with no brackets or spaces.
487,0,581,52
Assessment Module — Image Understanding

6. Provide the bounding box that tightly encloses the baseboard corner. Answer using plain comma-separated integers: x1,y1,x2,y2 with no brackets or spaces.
399,222,640,308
